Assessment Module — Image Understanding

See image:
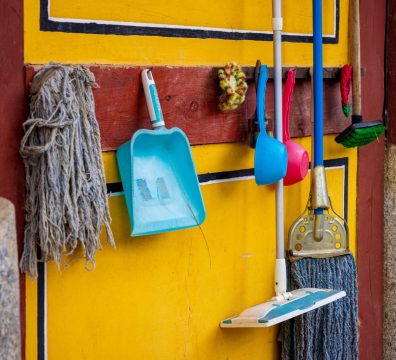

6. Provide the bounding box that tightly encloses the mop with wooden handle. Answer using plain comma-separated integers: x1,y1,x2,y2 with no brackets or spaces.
335,0,385,147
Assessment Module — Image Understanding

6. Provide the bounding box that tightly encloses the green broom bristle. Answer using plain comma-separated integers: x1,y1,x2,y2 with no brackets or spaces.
340,124,385,148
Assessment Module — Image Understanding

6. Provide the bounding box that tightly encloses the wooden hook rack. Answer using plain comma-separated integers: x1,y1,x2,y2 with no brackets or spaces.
25,64,355,150
212,66,365,80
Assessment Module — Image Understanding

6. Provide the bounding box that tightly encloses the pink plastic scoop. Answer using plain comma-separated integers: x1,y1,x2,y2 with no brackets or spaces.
283,69,309,186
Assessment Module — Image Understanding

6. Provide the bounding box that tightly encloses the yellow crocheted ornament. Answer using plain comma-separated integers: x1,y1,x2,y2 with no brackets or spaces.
218,62,248,111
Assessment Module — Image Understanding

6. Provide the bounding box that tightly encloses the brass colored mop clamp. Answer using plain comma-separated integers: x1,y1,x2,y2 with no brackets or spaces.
289,166,349,258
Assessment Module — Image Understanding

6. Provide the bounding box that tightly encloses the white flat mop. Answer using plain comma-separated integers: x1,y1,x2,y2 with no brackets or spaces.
220,0,345,328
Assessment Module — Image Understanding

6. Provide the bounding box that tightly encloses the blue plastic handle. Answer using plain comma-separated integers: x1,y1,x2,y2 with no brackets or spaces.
313,0,324,215
313,0,324,167
257,65,269,133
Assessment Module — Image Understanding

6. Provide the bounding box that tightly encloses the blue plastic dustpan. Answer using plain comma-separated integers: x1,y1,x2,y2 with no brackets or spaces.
254,65,287,185
116,70,206,236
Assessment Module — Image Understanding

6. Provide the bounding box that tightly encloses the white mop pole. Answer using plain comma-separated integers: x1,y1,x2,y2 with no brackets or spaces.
273,0,288,298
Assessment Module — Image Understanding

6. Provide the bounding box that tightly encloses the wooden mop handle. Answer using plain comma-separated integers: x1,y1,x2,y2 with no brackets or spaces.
351,0,362,116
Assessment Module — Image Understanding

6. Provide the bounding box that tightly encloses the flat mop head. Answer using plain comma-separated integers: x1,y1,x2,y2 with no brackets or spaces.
335,118,385,148
220,288,346,328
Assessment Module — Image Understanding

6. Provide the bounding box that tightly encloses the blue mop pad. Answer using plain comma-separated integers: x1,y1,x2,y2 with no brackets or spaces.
280,254,358,360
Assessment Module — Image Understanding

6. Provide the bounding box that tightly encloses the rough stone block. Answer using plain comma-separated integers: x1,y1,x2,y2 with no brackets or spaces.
384,144,396,360
0,197,21,360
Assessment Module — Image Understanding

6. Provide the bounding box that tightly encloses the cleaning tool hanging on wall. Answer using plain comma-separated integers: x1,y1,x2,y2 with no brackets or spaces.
116,69,205,236
248,60,273,148
19,64,115,277
280,0,358,358
220,0,345,328
248,60,261,148
335,0,385,147
282,69,309,186
218,62,248,111
340,64,353,117
254,65,287,186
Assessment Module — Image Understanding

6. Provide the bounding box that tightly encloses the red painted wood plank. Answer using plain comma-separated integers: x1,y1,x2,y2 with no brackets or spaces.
358,0,385,358
0,0,26,358
386,0,396,145
25,65,349,150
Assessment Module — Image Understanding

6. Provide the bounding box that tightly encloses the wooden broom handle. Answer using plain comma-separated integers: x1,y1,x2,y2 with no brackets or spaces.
351,0,362,115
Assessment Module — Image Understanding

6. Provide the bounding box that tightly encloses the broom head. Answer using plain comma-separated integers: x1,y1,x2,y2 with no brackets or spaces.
335,116,385,148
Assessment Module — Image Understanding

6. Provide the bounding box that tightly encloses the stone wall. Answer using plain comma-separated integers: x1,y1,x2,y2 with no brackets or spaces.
0,197,21,359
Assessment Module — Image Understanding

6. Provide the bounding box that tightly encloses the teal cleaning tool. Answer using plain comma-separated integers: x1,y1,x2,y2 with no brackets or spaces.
335,0,385,147
221,288,345,327
254,65,287,185
221,0,344,329
116,69,206,236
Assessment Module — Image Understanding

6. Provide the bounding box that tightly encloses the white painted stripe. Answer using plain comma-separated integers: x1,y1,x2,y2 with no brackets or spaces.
200,175,255,186
108,165,346,194
109,191,125,197
341,166,345,217
47,0,337,38
108,164,345,196
108,175,256,197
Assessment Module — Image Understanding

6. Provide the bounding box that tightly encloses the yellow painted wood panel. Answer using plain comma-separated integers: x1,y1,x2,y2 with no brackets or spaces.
50,0,335,34
24,0,349,65
24,1,356,358
25,278,38,360
25,138,357,360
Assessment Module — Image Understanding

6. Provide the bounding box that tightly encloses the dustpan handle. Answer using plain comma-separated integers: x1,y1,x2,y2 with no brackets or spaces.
256,65,269,134
142,69,166,129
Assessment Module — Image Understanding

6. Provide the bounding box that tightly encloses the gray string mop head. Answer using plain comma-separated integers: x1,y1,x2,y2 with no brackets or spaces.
280,255,358,360
20,64,115,277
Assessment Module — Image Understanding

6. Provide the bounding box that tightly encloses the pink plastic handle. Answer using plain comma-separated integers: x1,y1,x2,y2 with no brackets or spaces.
282,69,296,142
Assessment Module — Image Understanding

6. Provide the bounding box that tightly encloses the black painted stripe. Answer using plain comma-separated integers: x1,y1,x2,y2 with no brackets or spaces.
107,182,123,194
198,168,255,183
40,0,339,44
106,158,348,218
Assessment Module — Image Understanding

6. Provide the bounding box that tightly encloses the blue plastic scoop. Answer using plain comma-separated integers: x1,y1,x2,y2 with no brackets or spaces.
116,69,206,236
254,65,287,185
